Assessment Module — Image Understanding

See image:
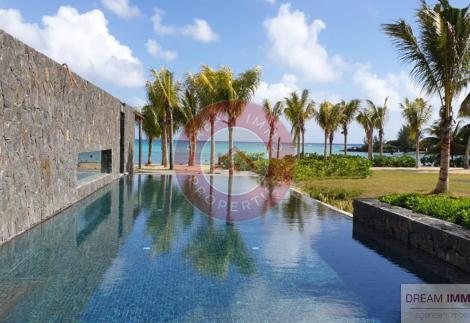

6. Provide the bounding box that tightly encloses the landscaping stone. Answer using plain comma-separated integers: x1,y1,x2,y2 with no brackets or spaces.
353,199,470,273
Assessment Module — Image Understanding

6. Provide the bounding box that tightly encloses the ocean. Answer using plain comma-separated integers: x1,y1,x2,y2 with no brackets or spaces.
134,139,371,165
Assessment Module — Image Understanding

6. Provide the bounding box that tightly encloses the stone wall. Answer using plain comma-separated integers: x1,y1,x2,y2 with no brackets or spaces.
0,29,135,244
353,199,470,273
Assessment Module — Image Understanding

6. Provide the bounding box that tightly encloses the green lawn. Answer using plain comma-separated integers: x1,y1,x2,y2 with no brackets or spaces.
295,170,470,213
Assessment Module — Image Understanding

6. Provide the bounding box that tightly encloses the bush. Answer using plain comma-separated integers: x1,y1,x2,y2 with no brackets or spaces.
307,187,361,213
295,154,371,181
379,193,470,228
265,156,296,182
372,155,416,167
219,151,265,172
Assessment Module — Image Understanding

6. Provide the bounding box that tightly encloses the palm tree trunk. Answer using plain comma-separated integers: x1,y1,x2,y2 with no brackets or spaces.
379,130,384,156
415,136,420,169
210,116,215,174
276,137,281,159
324,131,328,158
161,126,168,167
434,116,451,193
188,136,194,166
168,106,174,170
147,137,153,165
368,130,373,160
464,131,470,169
329,132,334,156
268,127,274,160
343,126,348,156
301,129,305,157
192,135,197,166
228,122,234,175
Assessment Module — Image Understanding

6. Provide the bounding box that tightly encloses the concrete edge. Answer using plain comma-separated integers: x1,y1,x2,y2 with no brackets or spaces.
290,186,353,218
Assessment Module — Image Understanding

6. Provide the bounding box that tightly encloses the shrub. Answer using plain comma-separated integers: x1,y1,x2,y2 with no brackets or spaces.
379,193,470,228
307,187,361,213
265,156,296,182
372,155,416,167
295,154,371,181
219,151,265,172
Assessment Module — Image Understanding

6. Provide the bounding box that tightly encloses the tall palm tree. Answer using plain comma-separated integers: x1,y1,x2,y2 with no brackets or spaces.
383,0,470,193
315,101,341,157
400,98,433,168
262,99,284,160
285,90,315,157
221,67,261,175
141,105,161,166
367,98,388,156
357,107,376,160
146,79,168,167
340,99,360,156
328,102,343,156
179,75,204,166
151,68,180,170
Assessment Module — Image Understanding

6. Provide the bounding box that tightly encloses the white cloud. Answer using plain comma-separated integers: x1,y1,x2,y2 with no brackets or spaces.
145,39,177,61
263,3,343,82
151,8,218,43
265,0,276,4
128,96,146,110
101,0,139,18
0,7,145,88
253,74,299,104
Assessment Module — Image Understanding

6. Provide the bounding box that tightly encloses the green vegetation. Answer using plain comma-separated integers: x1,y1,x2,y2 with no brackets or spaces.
295,154,371,181
296,170,470,213
372,155,415,167
380,193,470,229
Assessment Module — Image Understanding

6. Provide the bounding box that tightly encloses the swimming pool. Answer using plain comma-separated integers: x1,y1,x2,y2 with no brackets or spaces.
0,174,468,322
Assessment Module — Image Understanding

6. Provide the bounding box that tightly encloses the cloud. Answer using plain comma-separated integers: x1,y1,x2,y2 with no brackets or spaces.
263,3,343,82
145,39,177,61
151,8,218,43
128,96,146,110
101,0,139,18
352,64,424,111
253,74,299,104
0,7,145,88
265,0,276,4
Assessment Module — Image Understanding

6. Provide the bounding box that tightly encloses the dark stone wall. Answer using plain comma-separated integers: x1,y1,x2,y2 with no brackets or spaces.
353,199,470,273
0,29,135,244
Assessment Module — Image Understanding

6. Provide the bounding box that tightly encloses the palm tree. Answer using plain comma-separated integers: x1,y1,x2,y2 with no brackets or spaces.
221,68,261,175
262,99,283,160
366,99,388,156
339,99,360,156
357,107,376,160
328,102,343,156
141,105,161,166
146,79,168,167
383,1,470,193
400,98,433,168
285,90,315,157
315,101,341,157
179,75,204,166
151,68,180,170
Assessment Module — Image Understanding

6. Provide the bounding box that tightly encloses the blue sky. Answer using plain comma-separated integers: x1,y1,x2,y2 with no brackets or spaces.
0,0,468,143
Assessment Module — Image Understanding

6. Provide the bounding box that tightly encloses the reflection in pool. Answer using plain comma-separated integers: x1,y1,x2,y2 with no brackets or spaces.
0,174,468,322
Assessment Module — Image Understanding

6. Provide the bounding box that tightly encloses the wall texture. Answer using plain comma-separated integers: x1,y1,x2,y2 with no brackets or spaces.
353,199,470,273
0,29,135,244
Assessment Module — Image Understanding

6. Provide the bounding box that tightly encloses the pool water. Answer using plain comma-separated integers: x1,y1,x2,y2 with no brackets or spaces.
0,175,468,322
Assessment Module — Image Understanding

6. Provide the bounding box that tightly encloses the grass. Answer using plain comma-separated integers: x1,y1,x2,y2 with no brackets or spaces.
296,170,470,213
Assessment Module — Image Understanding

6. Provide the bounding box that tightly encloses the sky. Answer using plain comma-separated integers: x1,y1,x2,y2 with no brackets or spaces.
0,0,468,143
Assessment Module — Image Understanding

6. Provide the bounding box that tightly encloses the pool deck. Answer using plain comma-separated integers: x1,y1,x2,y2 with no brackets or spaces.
135,164,258,176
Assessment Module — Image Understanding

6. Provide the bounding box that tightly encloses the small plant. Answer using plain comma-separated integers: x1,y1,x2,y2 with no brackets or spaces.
372,155,416,167
380,193,470,228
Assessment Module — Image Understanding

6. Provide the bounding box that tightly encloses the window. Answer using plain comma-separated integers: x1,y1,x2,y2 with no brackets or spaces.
77,150,112,184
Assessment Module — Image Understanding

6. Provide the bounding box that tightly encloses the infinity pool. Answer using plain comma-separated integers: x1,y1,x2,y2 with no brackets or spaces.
0,175,468,322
